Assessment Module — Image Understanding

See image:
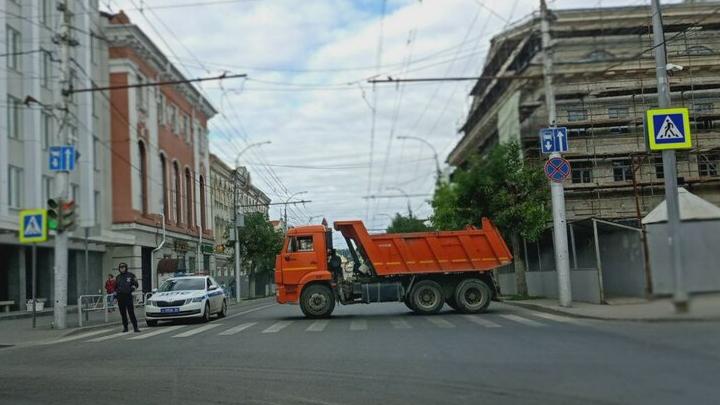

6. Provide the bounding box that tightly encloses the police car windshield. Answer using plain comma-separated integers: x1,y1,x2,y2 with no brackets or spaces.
158,278,205,292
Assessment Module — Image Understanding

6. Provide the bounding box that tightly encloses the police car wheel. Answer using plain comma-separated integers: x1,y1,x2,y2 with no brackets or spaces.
201,303,211,323
146,320,158,327
218,300,227,318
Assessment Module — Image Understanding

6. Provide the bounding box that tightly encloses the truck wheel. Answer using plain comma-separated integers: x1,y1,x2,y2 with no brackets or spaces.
410,280,444,314
300,284,335,318
454,279,492,314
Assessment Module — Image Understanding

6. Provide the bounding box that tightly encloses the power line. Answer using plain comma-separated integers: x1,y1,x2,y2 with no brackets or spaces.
68,72,247,94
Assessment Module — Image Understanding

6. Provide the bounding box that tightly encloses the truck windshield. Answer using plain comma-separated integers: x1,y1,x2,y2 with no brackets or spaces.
158,278,205,292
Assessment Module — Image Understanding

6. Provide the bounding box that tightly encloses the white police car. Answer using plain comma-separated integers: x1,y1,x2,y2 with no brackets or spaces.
145,275,227,326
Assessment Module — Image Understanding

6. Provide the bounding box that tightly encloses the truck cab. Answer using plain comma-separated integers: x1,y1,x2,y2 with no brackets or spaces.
275,225,333,305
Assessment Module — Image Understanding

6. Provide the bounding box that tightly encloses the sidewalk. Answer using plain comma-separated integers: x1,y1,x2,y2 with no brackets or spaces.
503,293,720,322
0,296,275,348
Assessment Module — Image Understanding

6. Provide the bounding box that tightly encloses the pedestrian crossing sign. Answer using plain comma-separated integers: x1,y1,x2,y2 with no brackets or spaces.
19,209,48,243
646,108,692,151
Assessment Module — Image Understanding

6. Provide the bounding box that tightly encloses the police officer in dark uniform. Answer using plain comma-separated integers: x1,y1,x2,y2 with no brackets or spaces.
115,263,140,333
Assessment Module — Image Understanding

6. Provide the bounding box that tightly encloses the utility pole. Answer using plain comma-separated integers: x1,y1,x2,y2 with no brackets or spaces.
651,0,688,312
541,0,572,307
53,0,74,329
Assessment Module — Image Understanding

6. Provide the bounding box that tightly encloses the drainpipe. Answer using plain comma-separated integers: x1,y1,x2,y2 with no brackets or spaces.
198,225,203,274
151,213,166,289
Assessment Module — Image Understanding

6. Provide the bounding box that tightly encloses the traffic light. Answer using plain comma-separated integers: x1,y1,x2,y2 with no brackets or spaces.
47,198,61,231
60,199,76,232
47,198,77,233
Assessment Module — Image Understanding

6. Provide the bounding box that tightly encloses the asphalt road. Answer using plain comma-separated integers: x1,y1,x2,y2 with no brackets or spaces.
1,300,718,405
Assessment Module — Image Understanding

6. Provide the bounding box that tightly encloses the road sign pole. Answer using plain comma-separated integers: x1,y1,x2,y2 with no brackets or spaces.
32,243,37,328
53,0,73,329
541,0,572,307
651,0,687,313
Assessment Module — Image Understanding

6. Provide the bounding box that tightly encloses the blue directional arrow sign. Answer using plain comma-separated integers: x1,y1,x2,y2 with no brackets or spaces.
49,145,76,172
539,127,568,154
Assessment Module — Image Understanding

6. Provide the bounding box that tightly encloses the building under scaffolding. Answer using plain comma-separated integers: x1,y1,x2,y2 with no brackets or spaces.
448,1,720,224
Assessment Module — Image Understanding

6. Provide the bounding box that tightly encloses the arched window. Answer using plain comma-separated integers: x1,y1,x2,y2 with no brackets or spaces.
185,168,193,228
199,175,206,231
173,161,182,224
138,141,148,214
160,154,168,218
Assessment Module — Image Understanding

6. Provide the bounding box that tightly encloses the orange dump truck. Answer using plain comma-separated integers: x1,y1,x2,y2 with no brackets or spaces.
275,218,512,318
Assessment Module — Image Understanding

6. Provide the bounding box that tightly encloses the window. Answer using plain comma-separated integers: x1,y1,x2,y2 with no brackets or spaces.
8,165,23,208
199,175,206,230
41,49,52,88
170,105,178,134
684,45,713,56
93,137,100,171
613,160,633,182
6,26,21,70
174,162,182,224
157,94,165,125
136,75,146,110
139,142,148,214
567,109,588,122
698,153,719,177
185,168,193,227
655,157,665,179
41,111,52,150
42,176,54,204
608,106,629,119
289,236,314,252
567,128,588,137
694,102,714,114
92,91,98,118
585,49,614,61
160,154,168,216
609,126,630,134
571,162,593,184
90,33,96,64
183,115,189,142
94,191,101,224
41,0,51,26
7,95,21,139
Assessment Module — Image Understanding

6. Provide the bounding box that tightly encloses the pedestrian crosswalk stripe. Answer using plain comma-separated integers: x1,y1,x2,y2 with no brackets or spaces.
86,331,128,342
529,312,579,324
499,314,545,327
129,325,185,340
262,321,293,334
390,319,411,329
47,328,115,344
349,319,367,331
306,320,329,332
424,317,455,328
172,324,222,338
462,315,501,328
218,322,257,336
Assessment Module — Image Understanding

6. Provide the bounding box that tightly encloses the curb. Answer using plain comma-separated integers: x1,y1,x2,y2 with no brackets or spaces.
504,300,720,323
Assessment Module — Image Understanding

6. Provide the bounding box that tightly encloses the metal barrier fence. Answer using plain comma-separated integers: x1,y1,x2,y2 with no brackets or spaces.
77,292,152,327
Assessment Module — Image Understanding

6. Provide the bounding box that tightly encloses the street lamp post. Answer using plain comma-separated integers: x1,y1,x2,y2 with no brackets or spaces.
233,141,270,303
284,191,308,232
397,136,441,183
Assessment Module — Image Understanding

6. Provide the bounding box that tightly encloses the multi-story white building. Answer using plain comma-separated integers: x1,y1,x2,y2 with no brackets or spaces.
0,0,129,311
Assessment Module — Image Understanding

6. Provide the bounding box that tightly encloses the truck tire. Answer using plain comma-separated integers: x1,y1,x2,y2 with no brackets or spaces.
403,294,416,312
454,278,492,314
300,284,335,318
410,280,444,314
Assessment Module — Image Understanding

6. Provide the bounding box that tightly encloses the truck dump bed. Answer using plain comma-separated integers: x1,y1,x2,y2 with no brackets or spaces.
334,218,512,276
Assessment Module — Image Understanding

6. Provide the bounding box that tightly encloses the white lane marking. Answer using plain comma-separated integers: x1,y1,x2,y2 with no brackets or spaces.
224,303,276,320
424,317,455,328
86,332,128,342
219,322,257,336
349,319,367,331
128,325,185,340
530,312,579,324
390,319,412,329
306,320,329,332
499,314,545,327
462,315,501,328
262,321,293,334
172,323,222,338
46,328,115,345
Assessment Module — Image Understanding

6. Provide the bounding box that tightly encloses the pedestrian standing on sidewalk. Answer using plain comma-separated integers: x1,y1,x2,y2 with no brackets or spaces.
115,263,140,333
104,273,116,312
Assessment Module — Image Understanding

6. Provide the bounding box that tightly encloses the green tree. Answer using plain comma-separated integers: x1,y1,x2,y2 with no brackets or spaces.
430,141,550,296
235,212,284,297
386,213,432,233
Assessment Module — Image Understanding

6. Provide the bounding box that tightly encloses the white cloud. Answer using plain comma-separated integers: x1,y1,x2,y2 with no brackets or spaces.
106,0,676,231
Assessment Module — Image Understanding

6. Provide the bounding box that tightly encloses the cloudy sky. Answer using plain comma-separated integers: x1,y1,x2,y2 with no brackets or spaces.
105,0,676,232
